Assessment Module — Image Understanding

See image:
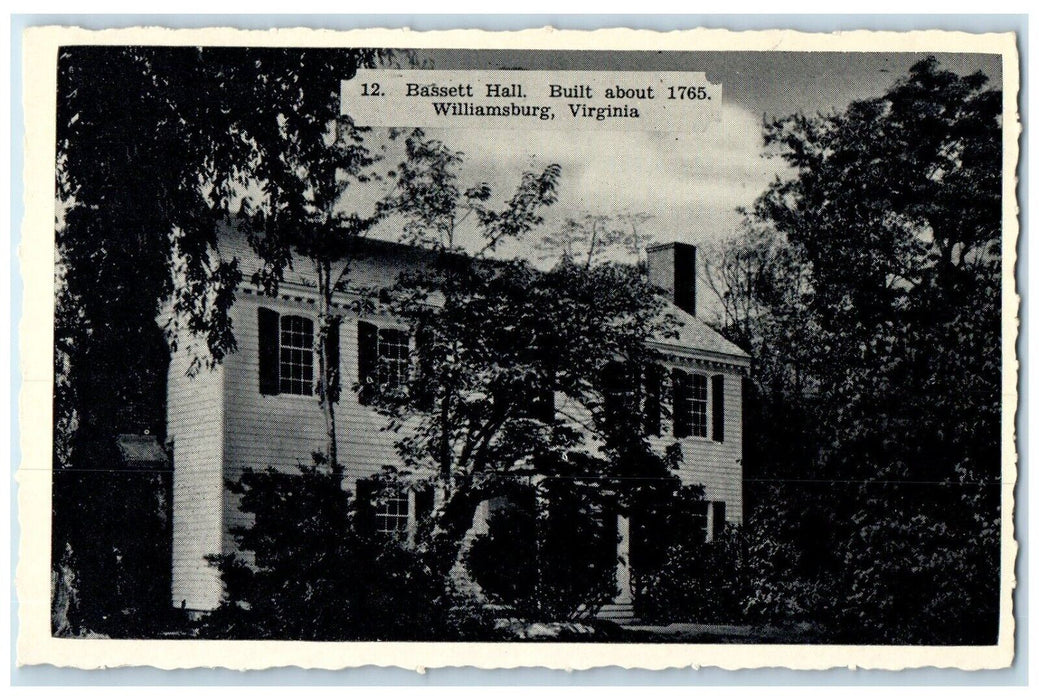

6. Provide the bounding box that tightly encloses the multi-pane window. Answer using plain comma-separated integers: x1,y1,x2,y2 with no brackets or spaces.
279,315,314,395
358,322,413,405
375,489,411,535
673,370,709,438
689,373,708,437
378,328,410,389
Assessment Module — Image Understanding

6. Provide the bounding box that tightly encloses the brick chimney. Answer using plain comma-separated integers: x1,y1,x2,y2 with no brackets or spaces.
646,242,696,317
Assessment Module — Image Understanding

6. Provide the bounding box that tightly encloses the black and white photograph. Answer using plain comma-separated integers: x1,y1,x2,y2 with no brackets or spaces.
17,25,1018,670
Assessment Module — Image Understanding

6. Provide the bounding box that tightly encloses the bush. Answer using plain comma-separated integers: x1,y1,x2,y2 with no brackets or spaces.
51,439,176,638
200,459,496,641
833,486,1001,645
740,481,1001,644
637,526,746,624
466,490,538,610
741,484,839,627
467,479,619,621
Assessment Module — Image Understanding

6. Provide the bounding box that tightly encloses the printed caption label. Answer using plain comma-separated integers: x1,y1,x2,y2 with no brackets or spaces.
343,70,722,131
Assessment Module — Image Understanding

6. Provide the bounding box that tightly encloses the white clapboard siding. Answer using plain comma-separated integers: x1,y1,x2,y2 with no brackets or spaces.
221,292,404,552
560,366,744,524
168,227,747,610
167,343,225,611
649,368,744,523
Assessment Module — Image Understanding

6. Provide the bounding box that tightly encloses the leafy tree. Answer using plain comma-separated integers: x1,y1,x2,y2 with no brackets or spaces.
709,57,1003,643
466,475,622,620
637,525,746,625
368,131,684,605
53,46,390,634
537,211,655,267
229,82,392,477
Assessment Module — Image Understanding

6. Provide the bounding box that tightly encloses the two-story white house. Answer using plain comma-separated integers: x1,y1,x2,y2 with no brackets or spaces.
166,231,750,621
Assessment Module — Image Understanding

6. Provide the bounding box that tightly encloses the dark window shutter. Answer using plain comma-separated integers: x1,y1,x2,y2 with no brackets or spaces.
712,374,725,442
357,320,378,405
414,483,435,524
414,324,436,412
258,307,280,395
692,500,709,543
353,478,377,534
712,501,726,540
644,364,662,436
672,368,691,438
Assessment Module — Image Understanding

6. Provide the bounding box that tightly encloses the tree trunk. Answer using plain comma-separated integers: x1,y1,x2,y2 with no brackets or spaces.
316,261,341,478
430,483,488,601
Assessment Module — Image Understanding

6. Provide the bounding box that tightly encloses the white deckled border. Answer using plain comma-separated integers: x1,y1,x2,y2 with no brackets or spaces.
17,24,1020,672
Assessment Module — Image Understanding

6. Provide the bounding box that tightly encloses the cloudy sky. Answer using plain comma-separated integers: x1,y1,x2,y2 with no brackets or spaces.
359,50,1002,263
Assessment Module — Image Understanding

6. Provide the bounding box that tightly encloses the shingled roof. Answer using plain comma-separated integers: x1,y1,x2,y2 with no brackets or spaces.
652,301,751,361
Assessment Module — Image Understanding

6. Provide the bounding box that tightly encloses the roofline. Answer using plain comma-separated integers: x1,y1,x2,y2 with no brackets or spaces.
648,339,752,367
221,220,467,261
247,282,752,367
645,241,695,253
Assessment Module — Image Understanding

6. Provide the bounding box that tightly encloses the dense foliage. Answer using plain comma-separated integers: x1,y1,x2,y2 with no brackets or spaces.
636,527,746,625
203,458,498,641
710,57,1004,643
53,46,388,635
51,464,175,637
467,478,621,620
362,132,688,605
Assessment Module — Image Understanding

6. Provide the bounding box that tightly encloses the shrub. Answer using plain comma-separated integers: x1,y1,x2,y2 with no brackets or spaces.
51,439,176,638
466,490,539,610
636,526,746,624
467,479,619,621
200,459,495,641
740,481,1001,644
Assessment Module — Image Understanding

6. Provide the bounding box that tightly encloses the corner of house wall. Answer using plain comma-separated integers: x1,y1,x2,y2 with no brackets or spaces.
217,353,228,557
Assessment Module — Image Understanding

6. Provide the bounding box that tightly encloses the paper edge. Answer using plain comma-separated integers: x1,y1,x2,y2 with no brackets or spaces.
15,24,1021,673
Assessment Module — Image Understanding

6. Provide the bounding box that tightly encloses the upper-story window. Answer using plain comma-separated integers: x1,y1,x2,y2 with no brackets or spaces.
377,328,410,389
673,370,708,438
672,369,726,442
279,315,314,395
358,320,411,405
258,307,319,397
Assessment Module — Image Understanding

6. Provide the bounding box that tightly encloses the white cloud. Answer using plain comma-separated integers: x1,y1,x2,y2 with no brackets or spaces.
363,101,787,257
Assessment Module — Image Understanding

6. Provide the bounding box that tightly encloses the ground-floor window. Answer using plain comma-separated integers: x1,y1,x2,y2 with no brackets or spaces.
375,489,412,535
